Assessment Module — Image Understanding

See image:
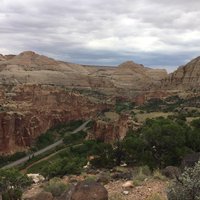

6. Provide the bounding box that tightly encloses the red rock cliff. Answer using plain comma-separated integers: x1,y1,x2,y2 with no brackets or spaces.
0,84,107,154
90,114,132,143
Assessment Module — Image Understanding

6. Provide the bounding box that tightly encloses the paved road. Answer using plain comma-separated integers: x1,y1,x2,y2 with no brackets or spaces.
2,120,90,169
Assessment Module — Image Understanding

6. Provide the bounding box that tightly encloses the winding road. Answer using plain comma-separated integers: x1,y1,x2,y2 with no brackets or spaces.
2,120,90,169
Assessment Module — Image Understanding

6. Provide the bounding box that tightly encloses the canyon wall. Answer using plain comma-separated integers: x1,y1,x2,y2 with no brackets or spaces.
0,51,167,97
88,114,134,143
2,51,200,154
0,84,107,154
161,56,200,91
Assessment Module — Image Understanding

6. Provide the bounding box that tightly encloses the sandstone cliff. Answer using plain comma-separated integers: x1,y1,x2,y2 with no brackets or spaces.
161,56,200,91
0,51,168,96
0,51,169,154
0,84,107,154
112,61,167,91
88,112,135,143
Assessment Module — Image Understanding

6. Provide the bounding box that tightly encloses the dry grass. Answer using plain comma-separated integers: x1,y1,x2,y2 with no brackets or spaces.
104,112,120,121
153,170,167,181
186,117,200,123
136,112,173,122
132,166,151,186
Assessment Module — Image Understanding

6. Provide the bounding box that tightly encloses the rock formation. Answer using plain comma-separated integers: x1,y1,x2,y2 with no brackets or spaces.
4,50,197,155
113,61,167,90
0,84,107,154
69,180,108,200
161,56,200,91
0,51,167,96
89,113,134,143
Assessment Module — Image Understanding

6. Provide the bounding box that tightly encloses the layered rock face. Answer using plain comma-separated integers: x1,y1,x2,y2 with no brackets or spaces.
112,61,167,90
0,51,92,87
0,51,167,96
0,51,168,154
89,113,133,143
85,61,167,96
0,84,107,153
161,56,200,91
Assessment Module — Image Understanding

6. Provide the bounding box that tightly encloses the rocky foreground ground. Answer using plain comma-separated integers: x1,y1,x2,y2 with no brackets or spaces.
106,179,167,200
23,168,169,200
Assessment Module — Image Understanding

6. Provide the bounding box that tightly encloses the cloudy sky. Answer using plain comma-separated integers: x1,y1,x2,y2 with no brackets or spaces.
1,0,200,71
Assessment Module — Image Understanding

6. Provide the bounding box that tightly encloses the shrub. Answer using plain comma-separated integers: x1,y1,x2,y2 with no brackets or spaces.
132,179,143,186
2,188,22,200
84,175,97,182
123,118,191,169
167,161,200,200
44,177,68,197
0,151,27,167
190,118,200,129
139,165,152,176
41,157,85,178
35,120,84,149
0,168,32,200
63,131,87,145
133,167,148,186
115,100,135,113
153,169,166,181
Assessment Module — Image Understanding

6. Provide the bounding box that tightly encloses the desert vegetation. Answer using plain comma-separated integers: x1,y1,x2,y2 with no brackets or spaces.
0,168,32,199
2,97,200,199
23,116,200,180
115,98,135,113
167,161,200,200
0,120,84,168
34,120,83,149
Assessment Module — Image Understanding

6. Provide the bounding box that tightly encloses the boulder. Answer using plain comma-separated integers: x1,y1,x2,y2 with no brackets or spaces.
122,190,129,195
70,180,108,200
27,174,45,184
122,181,133,188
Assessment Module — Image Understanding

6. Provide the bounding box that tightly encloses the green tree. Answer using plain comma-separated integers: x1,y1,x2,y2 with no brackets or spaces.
83,141,115,168
185,118,200,152
187,128,200,152
0,168,32,200
123,132,146,166
191,118,200,129
141,118,189,168
123,118,191,169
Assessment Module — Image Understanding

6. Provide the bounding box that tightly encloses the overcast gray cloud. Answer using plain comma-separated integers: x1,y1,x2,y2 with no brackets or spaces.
0,0,200,71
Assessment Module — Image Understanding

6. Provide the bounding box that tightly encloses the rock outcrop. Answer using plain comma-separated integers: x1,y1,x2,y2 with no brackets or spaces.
89,113,133,143
0,84,107,154
0,51,167,96
0,51,171,154
113,61,167,90
161,56,200,91
69,180,108,200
